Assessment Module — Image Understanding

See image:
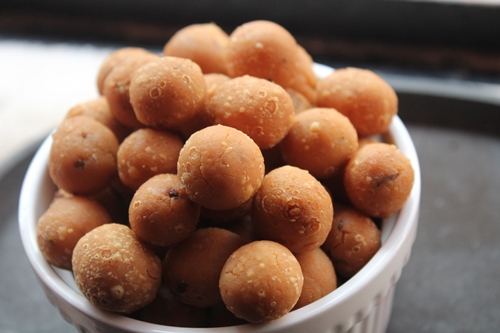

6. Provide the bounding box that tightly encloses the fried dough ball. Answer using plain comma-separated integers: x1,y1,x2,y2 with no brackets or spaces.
280,107,358,179
206,75,295,149
117,128,183,190
72,223,162,313
65,97,131,142
163,227,245,308
322,205,381,278
219,240,304,324
163,23,229,75
49,116,118,195
293,248,337,309
251,165,334,253
177,125,265,211
103,51,160,128
176,73,230,139
137,285,208,327
316,67,398,137
97,47,153,95
344,142,414,218
36,195,111,270
129,56,207,130
129,173,200,247
225,20,316,101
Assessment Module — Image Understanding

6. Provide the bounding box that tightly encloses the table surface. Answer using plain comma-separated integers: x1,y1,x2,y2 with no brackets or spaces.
1,38,499,333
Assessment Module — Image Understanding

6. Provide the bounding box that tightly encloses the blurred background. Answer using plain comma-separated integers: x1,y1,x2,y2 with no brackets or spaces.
1,1,499,332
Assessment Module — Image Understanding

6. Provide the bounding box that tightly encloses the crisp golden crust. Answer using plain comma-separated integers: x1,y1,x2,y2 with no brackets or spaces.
293,248,337,309
65,97,131,142
252,165,334,253
344,142,414,218
72,223,162,313
49,116,119,195
225,20,316,102
163,23,229,75
219,240,303,324
129,56,207,130
103,52,160,129
163,227,245,308
177,125,265,211
37,195,111,270
207,75,295,149
316,67,398,137
280,107,359,179
117,128,183,190
96,47,153,95
322,205,381,278
129,173,200,247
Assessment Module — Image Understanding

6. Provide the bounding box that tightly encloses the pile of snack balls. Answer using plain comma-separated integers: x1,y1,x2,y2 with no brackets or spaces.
36,20,414,326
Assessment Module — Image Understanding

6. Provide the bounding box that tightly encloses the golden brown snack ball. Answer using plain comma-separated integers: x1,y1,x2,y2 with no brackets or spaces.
97,47,153,95
279,107,359,179
316,67,398,137
129,173,200,247
225,20,316,102
251,165,334,253
175,73,230,139
103,51,160,129
129,56,207,130
49,116,119,195
322,205,381,279
344,142,414,218
206,75,295,149
177,125,265,211
72,223,162,313
117,128,183,191
163,227,245,308
37,195,111,270
219,240,304,324
137,285,208,327
65,97,131,142
163,23,229,75
293,248,337,309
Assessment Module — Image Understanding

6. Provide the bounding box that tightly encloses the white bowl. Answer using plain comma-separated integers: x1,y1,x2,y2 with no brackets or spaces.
19,64,421,333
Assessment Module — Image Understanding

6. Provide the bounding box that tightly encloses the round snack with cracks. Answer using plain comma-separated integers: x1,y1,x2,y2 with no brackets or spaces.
163,227,245,308
65,97,131,142
129,56,207,130
322,205,381,278
72,223,162,314
37,195,111,270
252,165,334,253
316,67,398,137
49,116,119,196
117,128,183,191
279,107,358,179
225,20,316,102
163,23,229,75
177,124,265,211
97,47,153,95
293,247,337,309
344,142,414,218
129,173,200,247
206,75,295,149
102,51,160,129
219,240,304,324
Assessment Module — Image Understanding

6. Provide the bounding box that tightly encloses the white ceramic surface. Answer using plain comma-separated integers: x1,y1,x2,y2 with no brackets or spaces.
19,64,421,333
